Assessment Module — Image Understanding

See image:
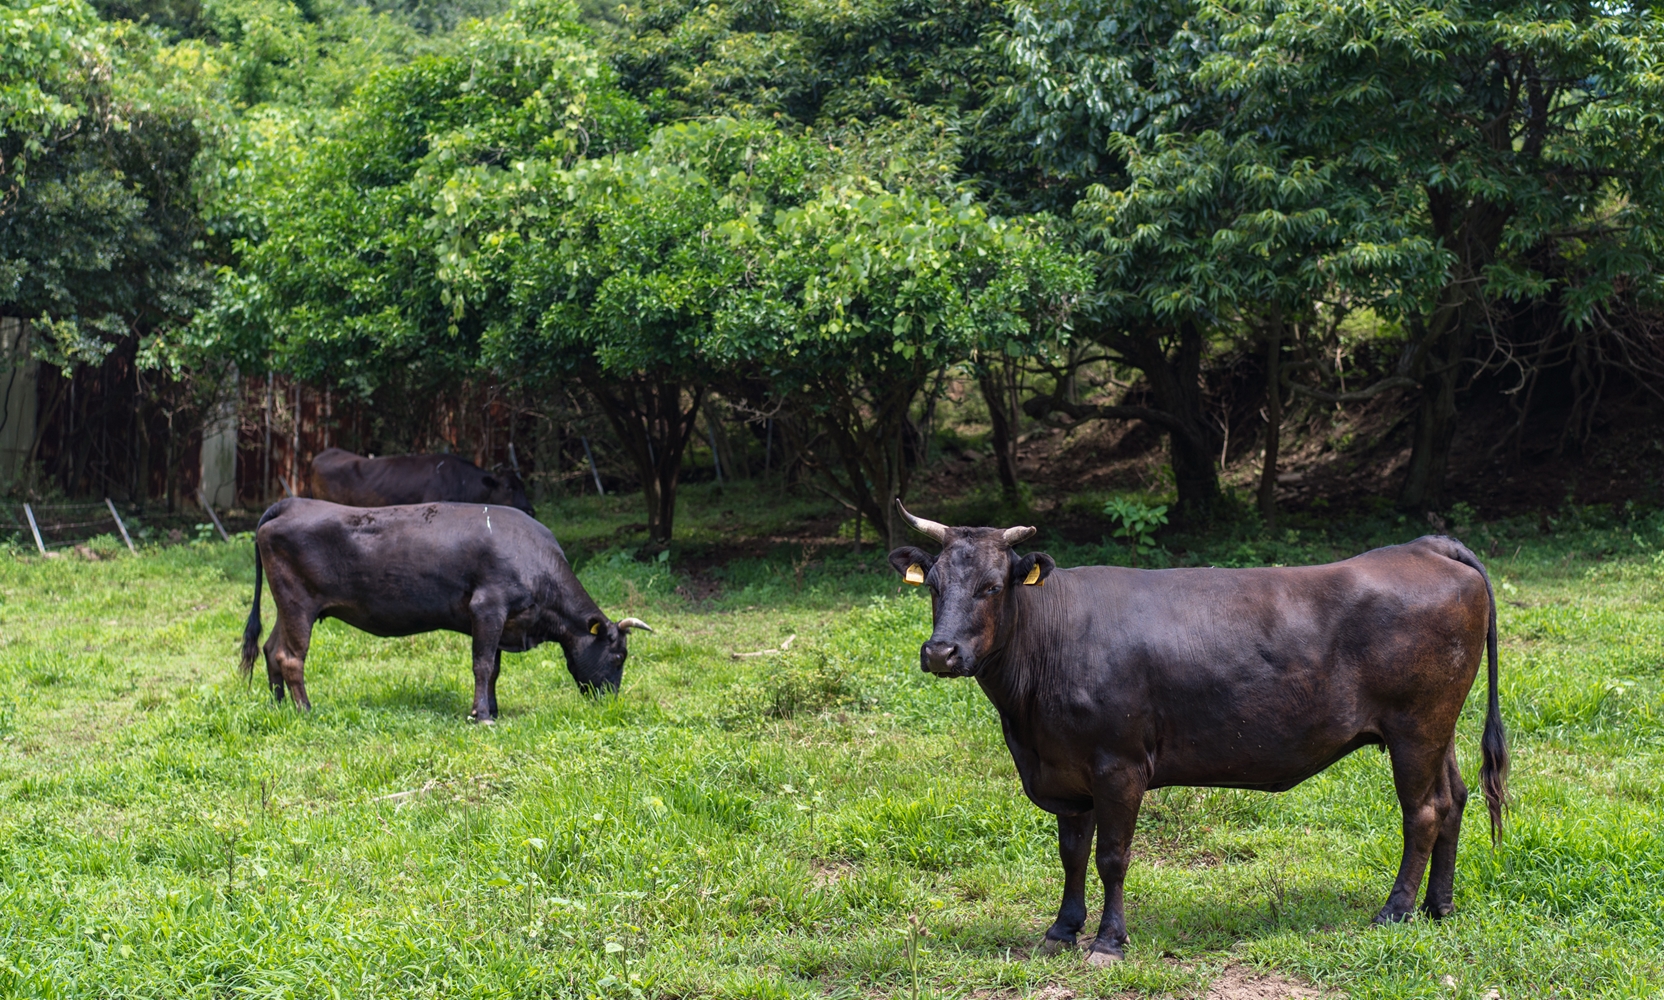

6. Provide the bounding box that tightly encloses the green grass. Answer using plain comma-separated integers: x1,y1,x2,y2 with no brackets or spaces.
1,484,1661,998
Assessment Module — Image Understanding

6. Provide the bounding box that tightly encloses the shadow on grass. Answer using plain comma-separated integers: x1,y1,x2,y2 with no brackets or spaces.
914,881,1372,964
353,678,471,718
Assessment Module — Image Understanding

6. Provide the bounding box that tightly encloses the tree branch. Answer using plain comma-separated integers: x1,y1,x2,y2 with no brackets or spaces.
1023,395,1190,437
1283,375,1418,404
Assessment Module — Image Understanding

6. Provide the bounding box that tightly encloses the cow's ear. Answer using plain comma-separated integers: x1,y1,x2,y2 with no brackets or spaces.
482,475,500,489
888,546,935,585
587,616,605,636
1014,552,1056,586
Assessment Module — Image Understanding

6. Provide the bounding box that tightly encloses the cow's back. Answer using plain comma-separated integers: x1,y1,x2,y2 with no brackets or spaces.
310,449,491,507
309,448,367,504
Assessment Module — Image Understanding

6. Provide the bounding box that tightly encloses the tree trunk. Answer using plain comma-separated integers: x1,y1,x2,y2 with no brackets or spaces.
134,368,150,502
1257,310,1283,528
1398,339,1464,511
703,397,745,479
592,376,705,545
1398,285,1478,511
1126,322,1220,523
1399,192,1508,510
790,366,927,550
978,363,1021,505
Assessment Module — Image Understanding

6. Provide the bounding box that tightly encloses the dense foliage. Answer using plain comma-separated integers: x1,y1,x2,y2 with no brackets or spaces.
4,0,1662,525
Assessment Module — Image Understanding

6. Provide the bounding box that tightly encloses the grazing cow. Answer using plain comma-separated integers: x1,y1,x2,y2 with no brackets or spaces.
309,447,534,516
887,501,1506,964
241,498,650,720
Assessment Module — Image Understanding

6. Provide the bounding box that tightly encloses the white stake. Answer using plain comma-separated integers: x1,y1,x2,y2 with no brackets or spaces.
105,498,136,554
22,503,45,555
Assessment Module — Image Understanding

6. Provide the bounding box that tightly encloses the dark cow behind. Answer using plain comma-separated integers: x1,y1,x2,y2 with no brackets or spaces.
887,501,1506,964
310,447,534,516
241,498,650,720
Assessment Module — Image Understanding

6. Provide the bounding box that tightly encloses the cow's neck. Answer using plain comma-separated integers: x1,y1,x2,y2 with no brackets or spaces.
973,583,1060,720
540,553,602,641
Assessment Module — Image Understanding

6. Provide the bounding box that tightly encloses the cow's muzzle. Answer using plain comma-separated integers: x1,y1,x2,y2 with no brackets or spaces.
921,640,971,677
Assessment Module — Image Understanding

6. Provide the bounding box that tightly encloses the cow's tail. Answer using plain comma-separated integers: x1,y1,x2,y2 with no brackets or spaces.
1444,539,1508,845
241,503,285,678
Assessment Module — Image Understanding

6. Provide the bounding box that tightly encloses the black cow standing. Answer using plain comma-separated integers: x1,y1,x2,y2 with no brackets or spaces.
241,498,650,720
886,501,1506,964
309,447,534,516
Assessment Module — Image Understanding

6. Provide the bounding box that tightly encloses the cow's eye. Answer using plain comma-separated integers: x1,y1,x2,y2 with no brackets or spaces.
980,583,1003,598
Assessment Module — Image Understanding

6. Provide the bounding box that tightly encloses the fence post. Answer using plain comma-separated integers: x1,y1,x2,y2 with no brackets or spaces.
278,473,296,498
22,503,45,555
580,437,605,496
198,487,230,541
105,498,136,554
707,419,723,484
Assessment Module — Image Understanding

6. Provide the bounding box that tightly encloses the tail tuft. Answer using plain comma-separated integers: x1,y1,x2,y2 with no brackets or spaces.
1480,606,1508,845
1443,538,1508,844
241,545,263,678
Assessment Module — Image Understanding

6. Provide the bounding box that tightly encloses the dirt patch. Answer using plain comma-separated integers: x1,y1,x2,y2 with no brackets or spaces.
673,574,725,605
970,963,1327,1000
809,859,855,890
1201,965,1328,1000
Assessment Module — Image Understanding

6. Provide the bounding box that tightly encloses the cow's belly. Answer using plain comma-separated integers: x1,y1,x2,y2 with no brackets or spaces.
1012,710,1384,807
1150,728,1383,792
323,604,472,639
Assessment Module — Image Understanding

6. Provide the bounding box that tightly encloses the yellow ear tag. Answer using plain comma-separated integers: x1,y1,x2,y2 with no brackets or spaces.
1023,564,1042,586
904,564,925,585
590,622,601,635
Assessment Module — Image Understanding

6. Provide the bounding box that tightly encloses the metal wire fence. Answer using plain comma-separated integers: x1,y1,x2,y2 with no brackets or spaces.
1,500,262,554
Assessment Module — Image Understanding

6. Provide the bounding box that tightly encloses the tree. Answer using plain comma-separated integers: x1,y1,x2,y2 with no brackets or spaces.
436,112,1082,544
731,180,1085,545
1072,131,1438,522
197,3,644,400
1,0,226,499
1197,0,1664,508
609,0,1095,515
439,119,803,543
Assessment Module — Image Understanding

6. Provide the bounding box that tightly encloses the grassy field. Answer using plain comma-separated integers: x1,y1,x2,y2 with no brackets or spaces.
1,483,1661,999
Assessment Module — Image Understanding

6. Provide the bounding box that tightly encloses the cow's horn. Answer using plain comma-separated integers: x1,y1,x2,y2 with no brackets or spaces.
617,617,654,633
895,500,948,542
1003,525,1036,546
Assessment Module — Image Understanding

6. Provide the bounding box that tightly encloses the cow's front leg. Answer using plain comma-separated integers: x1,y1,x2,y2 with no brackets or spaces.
1085,771,1145,966
469,609,506,723
1041,812,1095,953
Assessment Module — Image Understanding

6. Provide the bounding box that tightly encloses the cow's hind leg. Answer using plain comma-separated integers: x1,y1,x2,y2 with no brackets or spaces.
1085,769,1146,965
487,650,502,719
1041,812,1095,953
262,607,317,711
1420,742,1467,920
468,608,505,723
1375,737,1447,924
263,631,285,704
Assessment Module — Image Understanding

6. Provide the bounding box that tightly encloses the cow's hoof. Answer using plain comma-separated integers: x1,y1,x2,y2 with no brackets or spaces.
468,714,495,726
1420,902,1454,920
1083,940,1124,966
1038,933,1076,956
1372,909,1414,925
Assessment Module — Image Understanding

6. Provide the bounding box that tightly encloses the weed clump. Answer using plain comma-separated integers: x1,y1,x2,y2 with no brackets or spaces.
758,652,865,720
